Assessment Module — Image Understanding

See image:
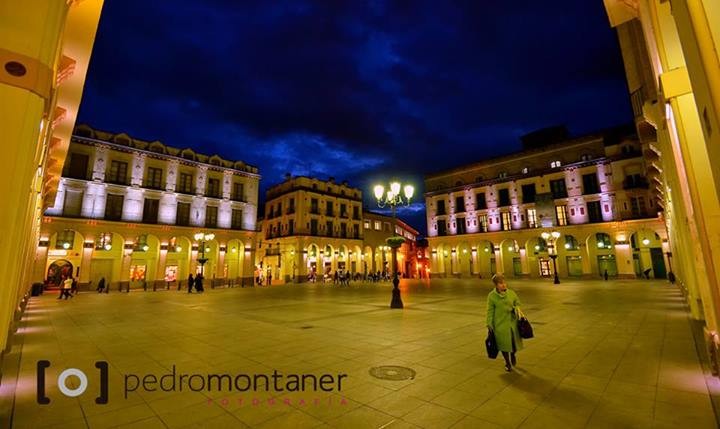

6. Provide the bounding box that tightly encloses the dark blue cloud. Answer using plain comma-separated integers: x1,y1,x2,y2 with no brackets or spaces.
79,0,631,234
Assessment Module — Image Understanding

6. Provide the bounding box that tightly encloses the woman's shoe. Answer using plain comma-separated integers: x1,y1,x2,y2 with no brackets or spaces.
504,363,512,372
511,353,517,366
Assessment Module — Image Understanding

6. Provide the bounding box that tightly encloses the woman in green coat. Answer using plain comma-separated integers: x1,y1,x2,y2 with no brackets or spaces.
486,274,523,372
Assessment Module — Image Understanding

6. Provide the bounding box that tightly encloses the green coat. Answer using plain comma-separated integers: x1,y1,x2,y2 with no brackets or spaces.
486,288,523,353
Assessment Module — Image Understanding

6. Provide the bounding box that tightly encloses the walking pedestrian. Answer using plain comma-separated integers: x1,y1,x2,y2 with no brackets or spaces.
266,271,272,286
188,274,194,293
603,270,609,281
70,277,78,295
486,274,523,372
195,273,204,292
59,276,73,300
643,268,652,279
96,277,106,293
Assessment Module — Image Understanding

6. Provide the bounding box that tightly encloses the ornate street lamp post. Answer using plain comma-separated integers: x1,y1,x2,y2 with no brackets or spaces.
193,232,215,276
373,181,414,309
541,230,561,284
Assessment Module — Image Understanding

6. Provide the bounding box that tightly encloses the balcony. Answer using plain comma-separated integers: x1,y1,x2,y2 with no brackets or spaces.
623,177,649,190
287,207,295,215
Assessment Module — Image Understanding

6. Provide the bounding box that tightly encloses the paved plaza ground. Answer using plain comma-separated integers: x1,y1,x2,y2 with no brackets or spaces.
1,278,718,428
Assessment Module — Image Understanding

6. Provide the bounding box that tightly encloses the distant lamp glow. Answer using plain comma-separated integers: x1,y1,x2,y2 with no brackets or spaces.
598,242,605,248
142,244,149,251
484,247,490,252
534,245,540,251
564,243,570,249
175,246,182,252
104,244,112,251
62,242,70,249
373,185,385,200
642,238,650,246
508,246,514,251
390,182,401,195
205,247,210,253
463,249,467,254
231,247,237,253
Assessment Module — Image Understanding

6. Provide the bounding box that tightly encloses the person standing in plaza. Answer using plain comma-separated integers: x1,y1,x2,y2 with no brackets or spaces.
59,276,73,300
486,274,523,372
96,277,106,293
187,273,194,293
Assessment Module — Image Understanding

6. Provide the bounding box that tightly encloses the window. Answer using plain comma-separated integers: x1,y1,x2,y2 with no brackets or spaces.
550,160,562,168
581,153,593,161
455,196,465,213
63,190,83,217
205,206,218,228
310,198,319,214
596,233,612,249
582,173,599,194
374,221,381,230
310,219,318,235
232,182,244,201
176,202,190,226
104,194,124,221
555,205,568,226
587,201,602,223
498,189,510,207
498,172,508,179
65,153,89,180
340,203,348,218
550,179,567,199
178,173,194,194
630,196,647,217
207,178,221,198
95,233,113,250
326,221,334,236
133,234,148,252
527,209,538,228
564,235,579,251
288,198,295,214
142,198,159,224
478,214,488,232
384,222,391,232
501,212,512,231
326,201,334,216
437,221,447,236
476,192,487,210
288,219,294,235
456,218,467,234
56,230,75,249
231,209,243,229
521,167,530,174
276,203,282,217
353,206,360,219
145,167,163,190
340,223,347,238
353,224,359,238
521,184,536,204
364,220,370,229
107,160,128,184
436,199,446,215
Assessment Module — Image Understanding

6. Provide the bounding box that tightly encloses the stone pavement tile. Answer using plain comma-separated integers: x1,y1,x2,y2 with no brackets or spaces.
147,391,208,415
518,407,589,429
401,402,466,429
231,399,293,426
431,387,489,414
158,401,228,428
653,401,717,428
655,386,715,410
298,394,361,422
113,416,168,429
177,412,250,428
493,385,545,410
43,418,89,429
535,386,600,421
593,393,655,421
450,415,505,429
469,398,534,428
253,409,325,429
560,373,609,394
584,410,655,429
367,392,427,418
85,403,157,429
603,380,657,402
326,405,396,428
341,381,395,404
657,364,709,394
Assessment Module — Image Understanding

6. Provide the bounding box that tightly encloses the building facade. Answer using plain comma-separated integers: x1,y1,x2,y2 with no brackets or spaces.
604,0,720,371
256,176,419,283
424,127,667,280
362,211,420,279
0,1,104,353
34,125,260,290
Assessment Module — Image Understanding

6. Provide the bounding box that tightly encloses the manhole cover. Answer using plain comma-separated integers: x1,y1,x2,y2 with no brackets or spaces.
369,366,416,381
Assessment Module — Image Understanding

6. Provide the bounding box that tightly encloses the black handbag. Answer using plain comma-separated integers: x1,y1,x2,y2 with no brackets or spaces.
516,308,534,339
485,330,499,359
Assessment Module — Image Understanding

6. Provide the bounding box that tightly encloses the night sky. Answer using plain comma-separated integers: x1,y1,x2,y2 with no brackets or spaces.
78,1,632,235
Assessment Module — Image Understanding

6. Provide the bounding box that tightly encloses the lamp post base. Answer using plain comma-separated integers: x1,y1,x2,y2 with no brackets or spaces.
391,274,403,309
